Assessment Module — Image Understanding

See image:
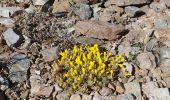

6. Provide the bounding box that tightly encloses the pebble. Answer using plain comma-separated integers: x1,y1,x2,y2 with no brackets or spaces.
52,0,70,13
9,54,30,83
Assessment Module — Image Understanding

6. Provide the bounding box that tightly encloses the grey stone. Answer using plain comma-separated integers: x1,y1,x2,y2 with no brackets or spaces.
0,18,14,27
149,88,170,100
40,46,59,62
99,87,113,96
72,3,92,20
56,92,70,100
82,95,92,100
137,52,156,70
110,0,150,6
142,82,159,97
3,28,24,47
117,93,135,100
93,92,104,100
161,0,170,7
124,82,142,100
154,18,168,29
146,38,158,51
160,46,170,60
32,0,49,5
0,76,9,91
70,94,81,100
0,7,20,17
125,6,145,17
9,54,30,83
150,2,167,11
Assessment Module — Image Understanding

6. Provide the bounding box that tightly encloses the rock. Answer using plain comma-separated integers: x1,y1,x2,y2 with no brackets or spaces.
33,86,54,97
150,2,167,11
75,36,104,45
72,3,92,20
137,52,156,70
20,90,29,99
99,6,115,22
159,46,170,60
116,82,125,94
25,5,36,13
74,0,98,4
142,82,159,97
9,54,30,83
117,93,135,100
0,76,9,91
52,0,70,13
104,96,118,100
149,88,170,100
0,7,20,17
125,6,145,17
16,0,24,2
3,28,24,47
32,0,49,5
123,62,133,74
93,92,104,100
160,0,170,7
56,92,70,100
40,46,59,62
70,94,81,100
124,82,142,100
54,84,63,93
146,38,158,51
75,20,126,40
30,75,44,94
154,18,168,29
0,18,14,27
154,29,170,47
99,87,113,96
108,0,150,6
82,95,92,100
163,77,170,87
160,59,170,77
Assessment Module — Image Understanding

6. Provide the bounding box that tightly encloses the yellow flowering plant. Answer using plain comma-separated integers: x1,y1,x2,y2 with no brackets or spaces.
53,44,131,93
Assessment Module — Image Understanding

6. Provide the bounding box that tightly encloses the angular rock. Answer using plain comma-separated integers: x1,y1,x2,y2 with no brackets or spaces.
149,88,170,100
154,29,170,47
75,20,126,40
52,0,70,13
33,86,54,97
160,59,170,77
137,52,156,70
56,92,70,100
117,93,135,100
159,46,170,60
99,87,113,96
0,18,14,27
9,54,30,83
32,0,49,5
30,75,44,93
93,92,104,100
0,76,9,91
82,95,92,100
108,0,150,6
3,28,24,47
124,82,142,100
142,82,159,97
70,94,81,100
116,82,125,94
40,46,59,62
0,7,20,17
54,84,63,93
72,3,92,20
125,6,145,17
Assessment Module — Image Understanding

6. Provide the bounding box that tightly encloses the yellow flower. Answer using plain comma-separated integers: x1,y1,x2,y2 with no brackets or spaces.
64,73,69,77
75,56,82,66
82,67,85,74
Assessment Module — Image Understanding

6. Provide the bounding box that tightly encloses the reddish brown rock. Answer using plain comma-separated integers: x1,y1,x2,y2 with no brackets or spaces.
75,20,126,40
52,0,70,13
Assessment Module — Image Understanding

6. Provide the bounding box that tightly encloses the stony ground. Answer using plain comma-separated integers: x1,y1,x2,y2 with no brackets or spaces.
0,0,170,100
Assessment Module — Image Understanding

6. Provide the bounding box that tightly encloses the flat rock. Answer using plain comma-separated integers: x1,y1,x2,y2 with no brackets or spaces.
149,88,170,100
75,20,126,40
72,3,92,20
0,18,14,27
9,54,30,83
32,0,49,5
137,52,156,70
125,6,145,17
70,94,81,100
3,28,24,47
82,95,92,100
52,0,70,13
117,93,135,100
124,82,142,100
142,82,159,97
154,28,170,48
40,46,59,62
0,7,20,17
56,92,70,100
108,0,150,6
